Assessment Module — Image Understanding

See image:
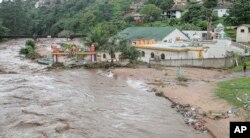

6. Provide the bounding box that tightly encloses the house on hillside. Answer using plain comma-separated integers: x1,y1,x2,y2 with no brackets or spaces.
189,0,203,3
162,5,182,19
130,13,146,24
117,27,205,62
214,5,230,18
174,0,188,5
236,24,250,43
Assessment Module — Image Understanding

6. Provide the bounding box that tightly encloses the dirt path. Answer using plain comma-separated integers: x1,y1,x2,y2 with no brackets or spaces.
113,67,245,138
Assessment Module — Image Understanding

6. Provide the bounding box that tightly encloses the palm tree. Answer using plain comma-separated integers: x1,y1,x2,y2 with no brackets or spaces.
102,36,123,63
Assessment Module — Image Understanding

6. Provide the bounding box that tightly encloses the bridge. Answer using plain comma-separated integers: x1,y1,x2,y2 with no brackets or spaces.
0,34,87,39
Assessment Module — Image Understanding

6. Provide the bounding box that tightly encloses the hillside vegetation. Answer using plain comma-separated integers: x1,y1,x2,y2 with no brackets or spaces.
0,0,249,39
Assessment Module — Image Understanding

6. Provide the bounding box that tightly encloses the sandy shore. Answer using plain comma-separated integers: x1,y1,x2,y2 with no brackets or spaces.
112,67,243,138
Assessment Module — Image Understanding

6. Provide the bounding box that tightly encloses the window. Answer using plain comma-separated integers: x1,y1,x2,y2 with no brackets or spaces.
141,51,145,57
151,52,154,58
103,54,106,59
161,54,165,60
241,29,245,33
111,54,115,58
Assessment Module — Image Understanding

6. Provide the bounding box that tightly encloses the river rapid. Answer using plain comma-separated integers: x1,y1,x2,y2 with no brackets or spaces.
0,39,210,138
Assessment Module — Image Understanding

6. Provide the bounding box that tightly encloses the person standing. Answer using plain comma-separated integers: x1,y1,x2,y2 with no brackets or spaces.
243,63,247,76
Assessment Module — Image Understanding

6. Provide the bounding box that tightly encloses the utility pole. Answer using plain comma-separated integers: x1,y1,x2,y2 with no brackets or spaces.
207,16,212,40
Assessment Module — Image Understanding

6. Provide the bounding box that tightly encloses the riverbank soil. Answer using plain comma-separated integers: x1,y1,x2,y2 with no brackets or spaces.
113,67,244,138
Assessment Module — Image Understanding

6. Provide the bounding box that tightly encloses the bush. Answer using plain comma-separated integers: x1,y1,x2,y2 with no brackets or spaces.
19,45,38,59
25,40,35,49
20,47,28,55
26,45,37,59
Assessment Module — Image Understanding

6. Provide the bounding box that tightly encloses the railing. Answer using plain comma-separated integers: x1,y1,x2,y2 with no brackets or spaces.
231,42,250,56
0,34,86,39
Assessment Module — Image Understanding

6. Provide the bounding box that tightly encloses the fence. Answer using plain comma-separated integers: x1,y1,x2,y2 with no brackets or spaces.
150,57,235,69
231,42,250,56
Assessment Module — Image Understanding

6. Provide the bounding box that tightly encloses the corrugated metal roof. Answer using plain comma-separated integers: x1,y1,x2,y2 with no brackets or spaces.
117,27,176,41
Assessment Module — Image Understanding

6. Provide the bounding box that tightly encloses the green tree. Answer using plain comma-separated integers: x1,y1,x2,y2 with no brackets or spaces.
204,0,218,9
121,45,140,62
0,21,9,36
80,10,97,31
97,1,114,21
181,4,208,25
140,4,162,22
147,0,174,10
84,22,119,50
0,0,32,35
226,0,250,25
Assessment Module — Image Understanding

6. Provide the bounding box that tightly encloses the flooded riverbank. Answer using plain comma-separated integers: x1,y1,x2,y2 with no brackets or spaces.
0,39,210,138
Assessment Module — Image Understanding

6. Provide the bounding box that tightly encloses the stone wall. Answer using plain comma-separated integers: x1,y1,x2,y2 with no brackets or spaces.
150,57,235,69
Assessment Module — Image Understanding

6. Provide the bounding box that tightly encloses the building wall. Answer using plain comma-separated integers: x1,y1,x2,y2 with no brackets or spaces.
236,26,250,43
217,9,229,18
150,57,235,69
137,48,199,63
162,29,189,43
176,11,182,19
98,52,122,62
183,31,209,41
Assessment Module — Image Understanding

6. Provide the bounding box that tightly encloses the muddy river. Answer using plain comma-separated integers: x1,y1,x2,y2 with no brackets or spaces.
0,39,210,138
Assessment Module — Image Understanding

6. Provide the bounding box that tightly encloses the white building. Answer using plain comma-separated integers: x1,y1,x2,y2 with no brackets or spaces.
136,43,203,63
163,5,182,19
236,24,250,43
117,27,205,62
214,5,230,18
118,27,189,44
183,30,212,41
98,52,122,62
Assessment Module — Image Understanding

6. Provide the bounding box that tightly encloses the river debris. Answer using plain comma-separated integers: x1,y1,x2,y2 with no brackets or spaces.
22,110,45,116
97,70,113,78
15,121,44,128
0,68,18,74
227,108,240,117
172,103,207,132
206,111,228,120
152,87,231,133
55,122,71,133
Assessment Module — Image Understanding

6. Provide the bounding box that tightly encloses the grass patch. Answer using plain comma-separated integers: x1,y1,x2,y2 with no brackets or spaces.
216,77,250,120
231,60,250,72
216,77,250,107
224,28,236,41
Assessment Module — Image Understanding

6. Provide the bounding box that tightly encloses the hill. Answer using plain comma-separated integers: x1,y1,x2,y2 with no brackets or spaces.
0,0,248,39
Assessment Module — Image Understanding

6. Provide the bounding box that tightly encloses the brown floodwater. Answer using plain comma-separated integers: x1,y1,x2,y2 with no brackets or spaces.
0,39,210,138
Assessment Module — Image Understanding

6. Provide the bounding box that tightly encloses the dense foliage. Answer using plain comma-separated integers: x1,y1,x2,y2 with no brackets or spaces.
0,0,131,36
139,4,161,22
225,0,250,25
146,0,174,10
0,0,249,39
